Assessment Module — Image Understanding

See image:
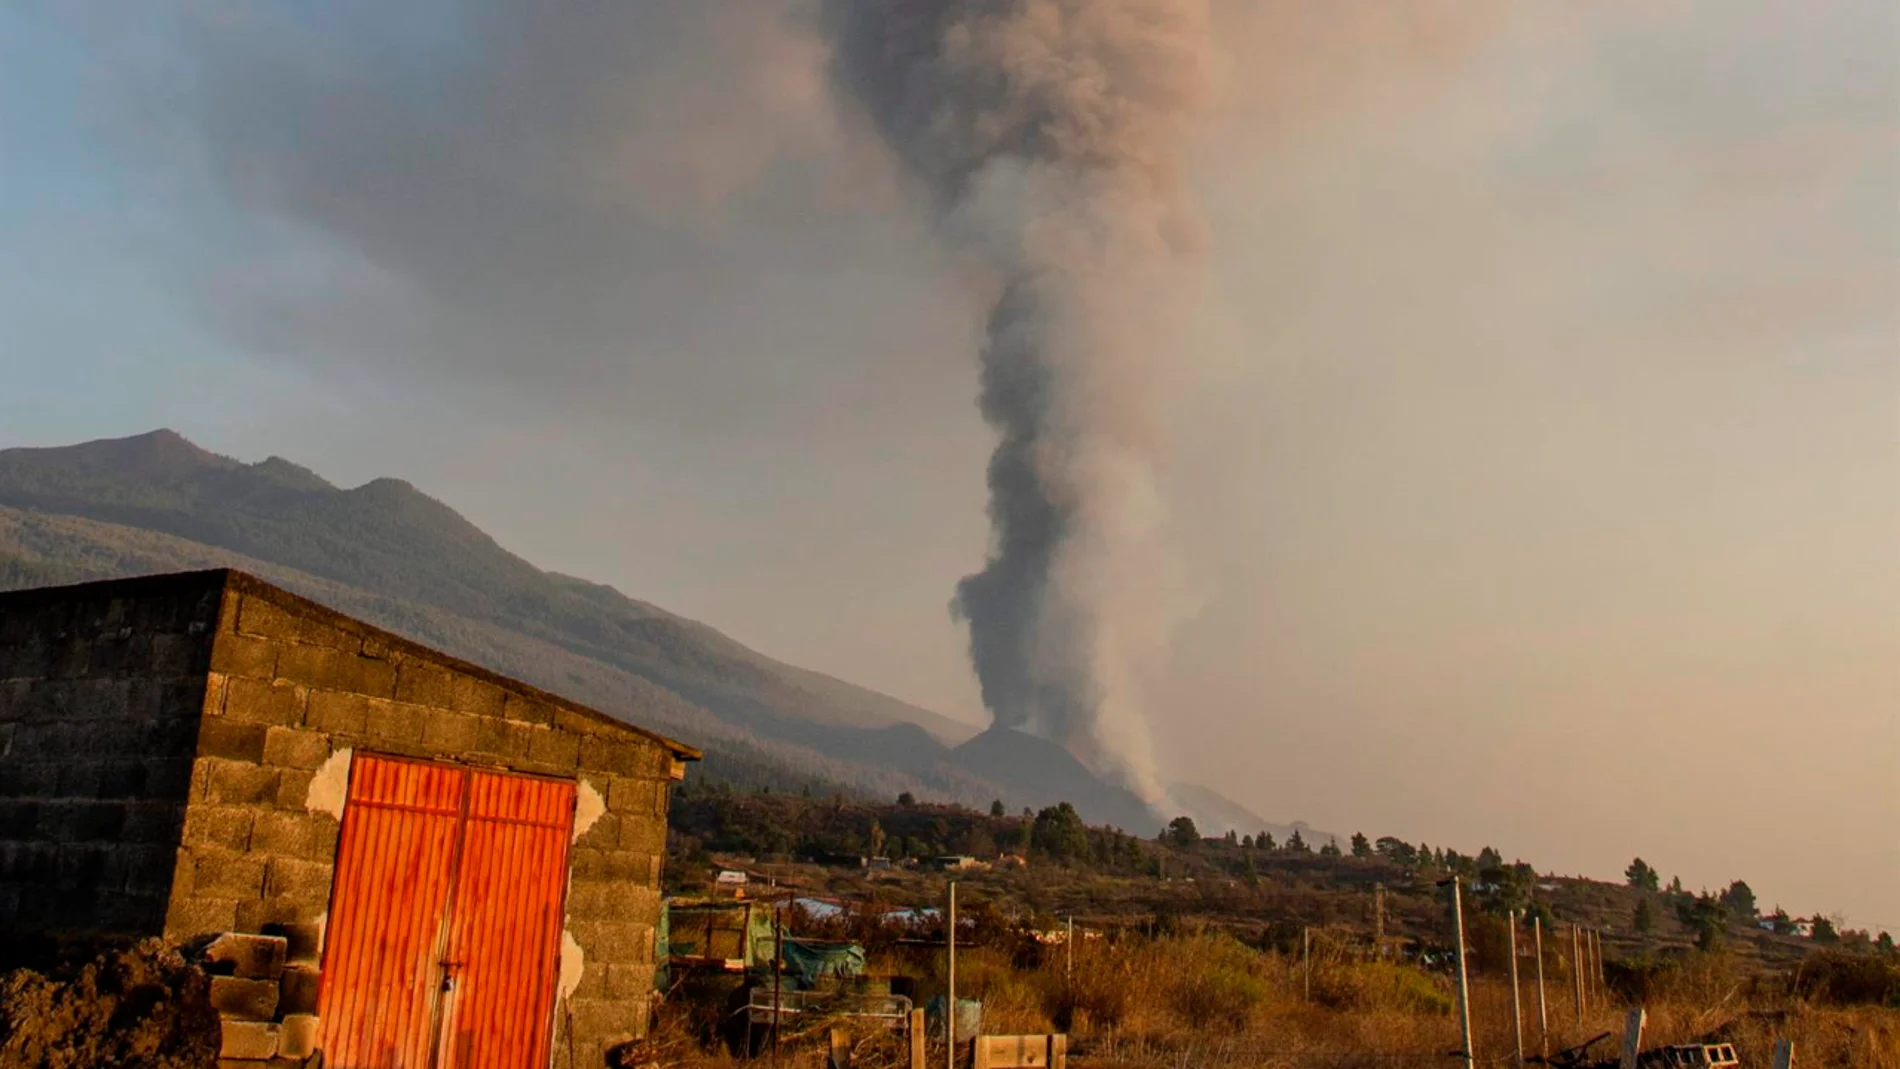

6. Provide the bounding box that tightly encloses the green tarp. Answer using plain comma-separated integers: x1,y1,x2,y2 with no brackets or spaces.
777,938,866,990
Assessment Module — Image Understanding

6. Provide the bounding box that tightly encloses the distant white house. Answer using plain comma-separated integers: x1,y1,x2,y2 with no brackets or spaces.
715,870,748,888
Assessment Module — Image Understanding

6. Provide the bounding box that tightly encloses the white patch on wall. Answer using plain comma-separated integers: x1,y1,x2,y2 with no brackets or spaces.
573,778,605,842
558,929,585,1000
306,748,353,819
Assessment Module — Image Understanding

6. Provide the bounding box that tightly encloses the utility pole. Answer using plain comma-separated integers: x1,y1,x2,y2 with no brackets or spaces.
1451,878,1475,1069
946,881,958,1069
1533,915,1549,1059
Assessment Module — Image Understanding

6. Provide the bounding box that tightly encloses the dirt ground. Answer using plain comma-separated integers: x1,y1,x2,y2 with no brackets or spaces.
0,938,219,1069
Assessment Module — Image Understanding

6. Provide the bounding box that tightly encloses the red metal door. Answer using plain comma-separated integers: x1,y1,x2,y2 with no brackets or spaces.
317,756,465,1068
435,769,576,1069
317,756,576,1069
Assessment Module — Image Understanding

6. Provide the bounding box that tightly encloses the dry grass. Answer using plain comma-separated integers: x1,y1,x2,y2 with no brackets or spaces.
625,933,1898,1068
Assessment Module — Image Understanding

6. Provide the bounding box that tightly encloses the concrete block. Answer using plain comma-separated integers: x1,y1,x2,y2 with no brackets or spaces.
124,801,185,844
205,932,289,980
578,737,641,776
235,595,298,640
449,674,506,718
181,806,254,851
205,759,281,806
563,997,645,1047
122,842,182,895
469,717,533,762
96,759,153,799
262,727,330,770
526,728,580,770
263,857,335,902
235,898,314,933
272,769,315,810
54,800,128,841
278,645,395,698
67,677,134,719
366,698,427,743
211,975,282,1021
0,800,41,838
420,709,478,753
606,963,657,1001
0,761,59,797
249,811,320,858
276,963,322,1013
503,692,555,725
277,1014,320,1059
151,632,206,675
218,1017,279,1057
55,760,103,798
209,634,279,679
264,921,325,965
393,659,455,707
303,691,368,736
165,895,240,940
198,719,269,764
607,776,658,817
617,816,666,856
191,849,267,898
569,920,656,966
55,843,108,885
552,708,612,738
222,678,305,728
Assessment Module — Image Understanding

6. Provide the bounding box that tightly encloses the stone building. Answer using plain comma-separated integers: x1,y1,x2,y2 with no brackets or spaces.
0,569,700,1067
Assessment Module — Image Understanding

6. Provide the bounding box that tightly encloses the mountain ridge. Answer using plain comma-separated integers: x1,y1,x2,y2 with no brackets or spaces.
0,430,1297,838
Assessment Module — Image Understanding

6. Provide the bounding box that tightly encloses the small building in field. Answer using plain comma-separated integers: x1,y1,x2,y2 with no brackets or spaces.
0,570,700,1068
927,855,983,872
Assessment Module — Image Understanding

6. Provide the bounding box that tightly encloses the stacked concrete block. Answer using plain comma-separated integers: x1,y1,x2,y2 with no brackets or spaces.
197,930,320,1067
0,570,698,1066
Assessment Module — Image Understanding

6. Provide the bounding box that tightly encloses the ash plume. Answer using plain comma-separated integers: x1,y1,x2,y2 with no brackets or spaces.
823,0,1215,801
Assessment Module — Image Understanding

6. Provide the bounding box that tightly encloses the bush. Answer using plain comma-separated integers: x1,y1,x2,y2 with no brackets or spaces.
1799,951,1900,1006
1314,962,1453,1015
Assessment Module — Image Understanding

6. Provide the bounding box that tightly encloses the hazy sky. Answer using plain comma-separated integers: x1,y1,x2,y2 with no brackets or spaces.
2,2,1894,928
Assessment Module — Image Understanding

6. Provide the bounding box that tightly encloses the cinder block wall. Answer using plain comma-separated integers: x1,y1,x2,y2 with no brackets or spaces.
0,576,218,939
179,573,681,1065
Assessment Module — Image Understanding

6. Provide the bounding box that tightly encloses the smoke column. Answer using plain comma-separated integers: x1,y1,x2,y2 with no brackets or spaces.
824,1,1214,801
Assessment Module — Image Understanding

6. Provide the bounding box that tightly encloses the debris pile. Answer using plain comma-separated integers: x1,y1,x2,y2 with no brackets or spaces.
0,938,219,1069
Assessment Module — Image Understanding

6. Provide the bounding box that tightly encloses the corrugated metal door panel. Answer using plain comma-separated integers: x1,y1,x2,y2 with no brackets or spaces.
317,756,465,1069
437,770,576,1069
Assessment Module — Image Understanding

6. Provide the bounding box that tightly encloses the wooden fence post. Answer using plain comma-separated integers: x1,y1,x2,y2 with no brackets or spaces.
1508,911,1525,1069
1302,927,1312,1002
1533,915,1549,1058
1451,879,1475,1069
946,881,958,1069
1571,924,1586,1025
910,1008,926,1069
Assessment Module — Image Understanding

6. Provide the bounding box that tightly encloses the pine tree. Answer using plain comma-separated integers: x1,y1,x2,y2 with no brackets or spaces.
1350,832,1371,858
1624,857,1661,892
